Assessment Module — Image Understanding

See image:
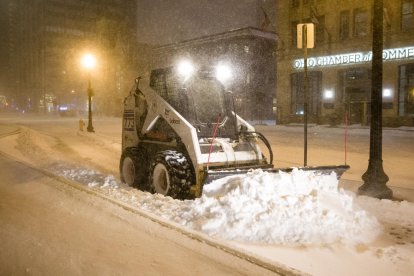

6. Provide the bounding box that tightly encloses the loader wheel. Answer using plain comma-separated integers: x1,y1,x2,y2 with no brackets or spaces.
149,150,194,200
120,148,149,190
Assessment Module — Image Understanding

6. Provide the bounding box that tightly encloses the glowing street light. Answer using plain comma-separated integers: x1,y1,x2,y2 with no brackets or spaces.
81,53,96,132
81,54,96,70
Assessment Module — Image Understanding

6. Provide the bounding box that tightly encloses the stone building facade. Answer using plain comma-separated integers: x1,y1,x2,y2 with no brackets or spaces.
1,0,137,115
275,0,414,126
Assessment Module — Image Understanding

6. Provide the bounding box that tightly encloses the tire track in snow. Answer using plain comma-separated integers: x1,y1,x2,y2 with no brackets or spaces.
0,126,21,139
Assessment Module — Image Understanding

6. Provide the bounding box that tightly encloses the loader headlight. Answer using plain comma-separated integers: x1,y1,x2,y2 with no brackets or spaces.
215,64,232,83
177,60,194,80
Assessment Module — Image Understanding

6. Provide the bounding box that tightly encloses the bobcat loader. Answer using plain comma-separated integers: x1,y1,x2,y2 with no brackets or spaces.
120,62,349,199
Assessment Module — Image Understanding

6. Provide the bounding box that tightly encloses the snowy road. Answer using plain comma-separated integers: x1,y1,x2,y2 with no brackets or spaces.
0,152,289,275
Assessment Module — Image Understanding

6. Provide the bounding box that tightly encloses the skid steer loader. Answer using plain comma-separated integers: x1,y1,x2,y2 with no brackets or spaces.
120,61,349,199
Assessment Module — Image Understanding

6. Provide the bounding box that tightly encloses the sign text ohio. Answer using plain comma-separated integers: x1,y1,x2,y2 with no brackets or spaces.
293,46,414,69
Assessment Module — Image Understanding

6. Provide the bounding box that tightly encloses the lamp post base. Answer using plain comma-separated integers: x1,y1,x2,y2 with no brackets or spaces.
358,183,393,199
358,159,393,199
87,125,94,133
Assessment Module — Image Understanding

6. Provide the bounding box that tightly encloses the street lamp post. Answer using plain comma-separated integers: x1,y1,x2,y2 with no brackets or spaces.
81,54,96,133
358,0,392,199
86,74,94,132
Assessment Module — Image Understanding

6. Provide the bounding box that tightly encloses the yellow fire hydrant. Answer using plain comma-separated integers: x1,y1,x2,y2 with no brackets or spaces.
79,118,85,131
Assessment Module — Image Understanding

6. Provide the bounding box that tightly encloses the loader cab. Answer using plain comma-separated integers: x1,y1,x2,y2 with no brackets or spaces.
150,65,238,140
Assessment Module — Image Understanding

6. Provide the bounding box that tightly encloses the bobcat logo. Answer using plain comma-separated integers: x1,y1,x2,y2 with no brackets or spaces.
170,118,180,124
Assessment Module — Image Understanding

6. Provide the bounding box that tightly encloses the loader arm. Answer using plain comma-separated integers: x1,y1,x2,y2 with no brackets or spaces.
139,85,203,177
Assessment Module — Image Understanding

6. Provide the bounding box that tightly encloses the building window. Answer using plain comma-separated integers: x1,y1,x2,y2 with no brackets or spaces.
339,67,372,124
291,21,299,46
345,68,371,81
398,63,414,116
315,16,325,44
402,0,414,31
353,9,368,37
339,10,350,40
291,0,300,8
290,71,322,115
291,0,310,8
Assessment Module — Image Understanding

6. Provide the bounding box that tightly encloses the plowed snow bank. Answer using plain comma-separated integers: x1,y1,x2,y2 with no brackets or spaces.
60,167,381,245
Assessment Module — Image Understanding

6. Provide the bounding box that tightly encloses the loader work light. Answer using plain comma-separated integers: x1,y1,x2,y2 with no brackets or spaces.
215,64,232,83
177,60,194,80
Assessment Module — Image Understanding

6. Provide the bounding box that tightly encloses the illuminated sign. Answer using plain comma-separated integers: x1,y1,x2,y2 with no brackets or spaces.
293,46,414,69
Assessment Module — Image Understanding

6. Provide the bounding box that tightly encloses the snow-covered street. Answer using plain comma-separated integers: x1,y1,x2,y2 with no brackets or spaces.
0,114,413,275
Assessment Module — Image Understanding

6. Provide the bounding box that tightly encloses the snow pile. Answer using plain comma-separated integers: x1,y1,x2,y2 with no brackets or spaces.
179,169,382,245
15,127,57,164
57,166,382,245
59,167,119,189
357,196,414,227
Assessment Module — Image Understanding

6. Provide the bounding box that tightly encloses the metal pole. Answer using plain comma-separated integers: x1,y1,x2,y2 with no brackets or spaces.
358,0,392,199
303,24,308,167
87,73,94,132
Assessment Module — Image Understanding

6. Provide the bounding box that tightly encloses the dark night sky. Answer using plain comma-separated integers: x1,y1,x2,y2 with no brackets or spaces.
136,0,271,45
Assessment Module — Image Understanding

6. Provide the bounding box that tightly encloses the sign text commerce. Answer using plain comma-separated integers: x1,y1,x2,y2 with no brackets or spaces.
293,46,414,69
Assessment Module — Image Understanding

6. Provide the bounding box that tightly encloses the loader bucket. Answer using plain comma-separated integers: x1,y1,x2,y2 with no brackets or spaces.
204,165,350,185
